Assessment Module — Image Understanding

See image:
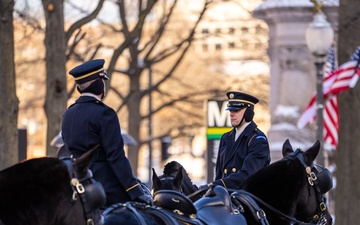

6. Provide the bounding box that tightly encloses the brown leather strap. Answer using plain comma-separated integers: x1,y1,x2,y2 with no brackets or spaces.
248,134,257,147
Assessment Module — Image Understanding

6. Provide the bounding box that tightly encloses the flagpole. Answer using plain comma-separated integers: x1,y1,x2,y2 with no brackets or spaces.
315,60,325,165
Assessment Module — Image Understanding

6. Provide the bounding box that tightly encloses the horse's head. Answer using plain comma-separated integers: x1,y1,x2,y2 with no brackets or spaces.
281,139,333,225
240,139,333,225
152,161,201,202
61,146,106,225
152,167,184,193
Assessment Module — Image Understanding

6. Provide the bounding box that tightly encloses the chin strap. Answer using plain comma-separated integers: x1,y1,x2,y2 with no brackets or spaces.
235,116,245,129
77,79,105,97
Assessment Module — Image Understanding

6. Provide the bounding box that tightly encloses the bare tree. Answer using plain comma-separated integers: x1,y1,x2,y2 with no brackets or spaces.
0,0,18,170
13,0,268,177
102,0,218,172
41,0,68,156
335,0,360,223
40,0,106,156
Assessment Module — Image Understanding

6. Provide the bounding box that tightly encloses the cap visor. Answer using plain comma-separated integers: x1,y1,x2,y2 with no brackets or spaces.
226,106,243,111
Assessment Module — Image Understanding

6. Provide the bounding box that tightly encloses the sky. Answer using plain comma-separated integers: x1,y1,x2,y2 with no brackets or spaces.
14,0,120,24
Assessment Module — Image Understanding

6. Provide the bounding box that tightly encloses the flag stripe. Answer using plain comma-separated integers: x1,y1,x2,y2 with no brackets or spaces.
329,47,360,95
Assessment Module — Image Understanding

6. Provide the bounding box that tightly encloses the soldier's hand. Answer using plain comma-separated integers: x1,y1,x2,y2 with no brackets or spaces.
135,194,153,205
198,183,212,192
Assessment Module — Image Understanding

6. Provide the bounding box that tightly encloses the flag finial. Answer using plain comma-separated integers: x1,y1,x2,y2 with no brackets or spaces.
310,0,323,13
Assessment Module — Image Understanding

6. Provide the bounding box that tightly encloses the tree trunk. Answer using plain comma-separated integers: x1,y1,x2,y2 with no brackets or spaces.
42,0,67,156
127,79,142,175
335,0,360,224
0,0,19,169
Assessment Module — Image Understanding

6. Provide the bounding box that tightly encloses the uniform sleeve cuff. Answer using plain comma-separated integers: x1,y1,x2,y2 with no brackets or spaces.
212,179,227,188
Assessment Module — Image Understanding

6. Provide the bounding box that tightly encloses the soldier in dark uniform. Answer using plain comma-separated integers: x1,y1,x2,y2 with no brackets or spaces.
61,59,152,207
203,91,270,190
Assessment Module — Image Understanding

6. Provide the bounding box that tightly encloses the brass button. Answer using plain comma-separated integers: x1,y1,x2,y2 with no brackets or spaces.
224,169,227,173
232,168,236,172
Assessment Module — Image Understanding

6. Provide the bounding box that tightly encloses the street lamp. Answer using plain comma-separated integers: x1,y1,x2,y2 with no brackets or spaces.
305,5,334,166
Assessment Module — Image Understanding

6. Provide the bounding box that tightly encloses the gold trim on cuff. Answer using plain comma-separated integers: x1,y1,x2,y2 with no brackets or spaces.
220,179,227,188
126,183,139,192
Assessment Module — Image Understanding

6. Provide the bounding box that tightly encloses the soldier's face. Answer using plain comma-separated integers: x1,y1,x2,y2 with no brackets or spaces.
229,108,246,128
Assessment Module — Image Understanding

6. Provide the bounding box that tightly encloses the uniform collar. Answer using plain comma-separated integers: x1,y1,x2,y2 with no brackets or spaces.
235,121,251,133
81,93,102,101
231,121,256,137
243,121,257,135
75,94,103,104
235,122,251,141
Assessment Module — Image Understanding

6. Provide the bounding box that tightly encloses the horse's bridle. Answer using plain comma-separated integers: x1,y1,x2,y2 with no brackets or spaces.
291,149,330,225
63,158,105,225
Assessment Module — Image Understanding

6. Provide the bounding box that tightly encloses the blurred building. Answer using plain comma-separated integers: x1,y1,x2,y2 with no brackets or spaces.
254,0,338,161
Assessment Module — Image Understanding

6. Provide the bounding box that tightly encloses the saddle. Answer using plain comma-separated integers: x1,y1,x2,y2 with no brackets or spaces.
231,190,269,225
153,190,204,224
103,188,248,225
153,190,197,215
103,201,203,225
194,186,247,225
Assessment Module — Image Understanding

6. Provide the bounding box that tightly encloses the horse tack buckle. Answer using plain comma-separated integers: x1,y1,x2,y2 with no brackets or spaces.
306,167,317,186
320,202,327,211
309,172,317,181
256,209,266,219
308,177,314,186
71,178,85,193
87,218,94,225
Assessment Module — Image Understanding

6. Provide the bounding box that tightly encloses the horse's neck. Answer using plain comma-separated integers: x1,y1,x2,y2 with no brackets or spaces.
242,166,301,216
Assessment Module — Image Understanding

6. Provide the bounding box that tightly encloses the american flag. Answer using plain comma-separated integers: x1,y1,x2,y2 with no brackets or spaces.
298,46,360,149
329,46,360,94
297,45,339,149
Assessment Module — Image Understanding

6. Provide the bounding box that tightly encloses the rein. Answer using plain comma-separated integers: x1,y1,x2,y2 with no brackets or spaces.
62,157,104,225
231,189,318,225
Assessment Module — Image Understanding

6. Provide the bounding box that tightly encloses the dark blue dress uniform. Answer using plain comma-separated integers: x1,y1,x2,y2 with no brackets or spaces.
61,59,147,207
212,91,270,189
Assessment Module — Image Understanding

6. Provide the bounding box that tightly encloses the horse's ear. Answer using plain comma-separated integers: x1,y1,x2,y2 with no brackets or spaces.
282,139,293,157
152,168,162,191
173,167,184,189
74,145,98,176
304,140,320,164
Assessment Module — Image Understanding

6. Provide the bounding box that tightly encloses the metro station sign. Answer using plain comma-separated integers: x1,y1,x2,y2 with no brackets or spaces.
207,100,232,139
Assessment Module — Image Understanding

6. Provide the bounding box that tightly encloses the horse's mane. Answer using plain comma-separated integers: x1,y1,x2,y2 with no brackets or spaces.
0,157,67,190
163,161,182,176
163,161,198,195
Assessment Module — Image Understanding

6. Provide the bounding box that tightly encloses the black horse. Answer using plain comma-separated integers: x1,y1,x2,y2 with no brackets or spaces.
149,139,333,225
152,161,202,202
104,164,245,225
234,139,333,225
0,147,106,225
